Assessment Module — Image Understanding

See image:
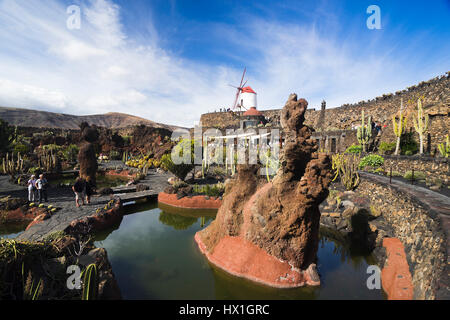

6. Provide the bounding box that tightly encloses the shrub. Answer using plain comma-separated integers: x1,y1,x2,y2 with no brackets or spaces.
403,170,426,181
359,154,384,169
400,132,418,155
345,144,362,154
378,142,396,155
193,183,225,197
63,144,79,163
160,141,194,181
109,150,121,160
12,142,30,155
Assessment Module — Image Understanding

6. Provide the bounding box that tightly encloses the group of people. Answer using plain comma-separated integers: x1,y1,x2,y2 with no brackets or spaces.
72,177,94,207
27,174,48,203
27,174,95,208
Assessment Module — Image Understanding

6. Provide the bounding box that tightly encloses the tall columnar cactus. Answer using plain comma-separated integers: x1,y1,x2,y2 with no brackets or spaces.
1,152,24,176
331,153,360,191
412,98,429,154
356,110,372,153
393,98,408,155
438,135,449,158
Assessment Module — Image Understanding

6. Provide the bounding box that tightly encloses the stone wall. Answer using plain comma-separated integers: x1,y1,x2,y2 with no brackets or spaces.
382,155,449,185
200,72,449,151
357,179,447,300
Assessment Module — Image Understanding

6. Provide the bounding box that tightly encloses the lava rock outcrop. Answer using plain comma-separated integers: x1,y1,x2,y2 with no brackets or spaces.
195,94,332,288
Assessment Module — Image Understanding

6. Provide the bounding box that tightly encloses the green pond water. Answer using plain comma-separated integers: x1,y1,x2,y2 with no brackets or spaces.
94,202,386,300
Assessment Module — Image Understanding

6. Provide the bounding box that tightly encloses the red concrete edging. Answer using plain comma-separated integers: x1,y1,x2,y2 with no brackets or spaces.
158,192,222,210
195,234,318,288
381,238,414,300
104,169,136,179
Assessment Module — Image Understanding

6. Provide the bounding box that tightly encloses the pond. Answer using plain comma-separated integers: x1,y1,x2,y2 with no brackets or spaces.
0,222,28,239
94,202,386,300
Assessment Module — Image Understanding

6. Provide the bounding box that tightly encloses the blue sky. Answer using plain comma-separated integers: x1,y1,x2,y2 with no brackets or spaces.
0,0,448,126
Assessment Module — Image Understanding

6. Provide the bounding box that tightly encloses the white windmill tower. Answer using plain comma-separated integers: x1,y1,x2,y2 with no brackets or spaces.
230,68,258,112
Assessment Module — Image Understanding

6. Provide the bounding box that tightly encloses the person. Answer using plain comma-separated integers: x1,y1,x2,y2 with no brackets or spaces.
27,175,37,202
85,177,94,204
36,174,48,203
72,177,86,208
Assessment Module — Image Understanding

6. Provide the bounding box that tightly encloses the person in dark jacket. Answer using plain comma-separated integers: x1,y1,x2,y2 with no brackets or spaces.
72,177,86,207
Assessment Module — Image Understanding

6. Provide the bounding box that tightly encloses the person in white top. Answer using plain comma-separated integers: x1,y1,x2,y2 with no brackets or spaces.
27,175,37,202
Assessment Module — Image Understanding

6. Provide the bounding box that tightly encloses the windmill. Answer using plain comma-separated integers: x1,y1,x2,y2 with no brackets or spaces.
229,68,248,112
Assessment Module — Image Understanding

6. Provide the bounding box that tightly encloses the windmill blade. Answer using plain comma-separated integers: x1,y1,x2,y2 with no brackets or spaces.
239,67,246,88
241,80,248,88
231,89,241,110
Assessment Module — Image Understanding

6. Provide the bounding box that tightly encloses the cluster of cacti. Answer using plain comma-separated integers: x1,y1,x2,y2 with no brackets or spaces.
412,98,429,154
331,153,360,191
438,135,449,158
38,148,59,173
393,98,408,155
356,110,372,152
2,152,24,176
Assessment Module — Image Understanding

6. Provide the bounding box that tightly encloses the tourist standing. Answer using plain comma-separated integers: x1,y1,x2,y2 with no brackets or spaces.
27,175,37,202
85,177,94,204
72,177,86,208
36,174,48,203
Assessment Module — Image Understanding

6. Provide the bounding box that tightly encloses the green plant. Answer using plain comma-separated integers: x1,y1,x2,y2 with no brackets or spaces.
193,183,225,197
437,135,449,158
160,139,195,181
345,144,362,154
412,98,429,154
23,270,43,300
400,131,418,155
359,154,384,169
378,142,396,155
392,99,408,155
63,144,79,163
12,142,30,155
331,153,360,191
403,170,426,181
81,263,98,300
109,150,121,160
356,110,372,152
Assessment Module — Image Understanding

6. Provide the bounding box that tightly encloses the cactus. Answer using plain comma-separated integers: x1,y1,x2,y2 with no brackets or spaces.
356,110,372,153
38,148,59,173
393,98,408,155
412,98,429,154
1,152,24,176
331,153,360,191
438,135,449,158
122,150,129,163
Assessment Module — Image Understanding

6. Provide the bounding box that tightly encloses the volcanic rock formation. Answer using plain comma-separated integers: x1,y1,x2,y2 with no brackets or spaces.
78,122,99,186
195,94,332,288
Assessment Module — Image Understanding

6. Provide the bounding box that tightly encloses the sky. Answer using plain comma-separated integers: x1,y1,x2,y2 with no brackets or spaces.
0,0,449,127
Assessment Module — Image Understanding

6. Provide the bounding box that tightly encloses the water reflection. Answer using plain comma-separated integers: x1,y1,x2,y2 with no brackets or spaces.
93,203,385,300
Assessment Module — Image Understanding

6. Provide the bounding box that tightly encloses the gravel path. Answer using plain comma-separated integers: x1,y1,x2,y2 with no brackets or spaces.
15,169,172,242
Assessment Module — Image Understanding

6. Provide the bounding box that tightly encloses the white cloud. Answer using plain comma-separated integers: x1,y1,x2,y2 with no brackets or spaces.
0,0,447,127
